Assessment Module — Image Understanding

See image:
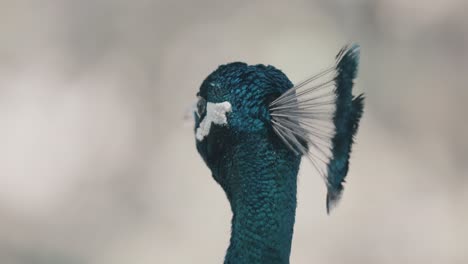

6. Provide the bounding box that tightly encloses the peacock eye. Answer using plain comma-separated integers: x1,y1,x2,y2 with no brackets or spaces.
196,97,207,118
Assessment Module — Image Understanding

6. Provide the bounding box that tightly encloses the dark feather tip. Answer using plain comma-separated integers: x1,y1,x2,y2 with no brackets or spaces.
325,43,364,213
326,186,343,214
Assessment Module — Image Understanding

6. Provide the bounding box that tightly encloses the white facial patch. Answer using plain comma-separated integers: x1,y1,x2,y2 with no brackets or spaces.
196,101,232,141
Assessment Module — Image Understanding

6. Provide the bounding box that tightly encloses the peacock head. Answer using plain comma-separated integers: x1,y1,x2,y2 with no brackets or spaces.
193,45,364,213
194,62,293,171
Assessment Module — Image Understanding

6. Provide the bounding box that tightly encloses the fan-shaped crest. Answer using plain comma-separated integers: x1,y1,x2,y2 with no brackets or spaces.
269,44,364,213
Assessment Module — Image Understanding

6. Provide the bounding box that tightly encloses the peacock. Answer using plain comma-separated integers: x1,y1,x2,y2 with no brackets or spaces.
193,44,364,264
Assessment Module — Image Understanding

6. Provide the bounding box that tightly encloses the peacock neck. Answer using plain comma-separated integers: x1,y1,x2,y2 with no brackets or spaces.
217,133,301,264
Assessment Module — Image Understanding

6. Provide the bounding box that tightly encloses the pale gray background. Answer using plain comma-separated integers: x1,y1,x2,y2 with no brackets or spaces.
0,1,467,263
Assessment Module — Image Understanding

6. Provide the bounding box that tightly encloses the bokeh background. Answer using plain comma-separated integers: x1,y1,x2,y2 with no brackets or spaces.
1,0,467,263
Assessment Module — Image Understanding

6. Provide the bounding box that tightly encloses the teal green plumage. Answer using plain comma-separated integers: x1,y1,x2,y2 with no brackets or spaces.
194,45,363,263
195,63,300,263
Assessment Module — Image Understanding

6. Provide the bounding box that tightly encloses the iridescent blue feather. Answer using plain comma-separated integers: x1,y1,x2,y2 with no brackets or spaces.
326,44,364,213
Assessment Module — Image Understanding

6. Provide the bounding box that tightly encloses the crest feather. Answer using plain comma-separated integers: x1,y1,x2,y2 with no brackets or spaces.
269,44,364,213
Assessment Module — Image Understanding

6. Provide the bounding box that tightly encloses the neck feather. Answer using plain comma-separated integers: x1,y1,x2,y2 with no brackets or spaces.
218,134,301,264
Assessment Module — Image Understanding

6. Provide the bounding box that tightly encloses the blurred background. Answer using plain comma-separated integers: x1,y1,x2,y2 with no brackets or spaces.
0,0,467,263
